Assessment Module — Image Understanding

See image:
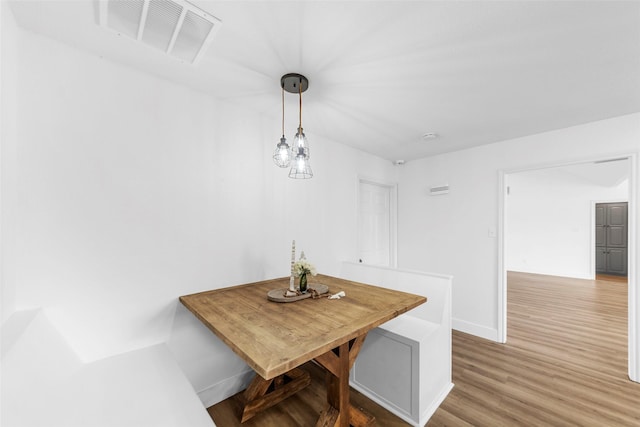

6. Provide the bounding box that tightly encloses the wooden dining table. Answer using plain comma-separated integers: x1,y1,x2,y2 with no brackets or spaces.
179,274,426,427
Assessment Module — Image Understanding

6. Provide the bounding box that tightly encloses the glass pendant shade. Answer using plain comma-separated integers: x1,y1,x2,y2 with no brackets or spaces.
291,127,309,159
273,136,291,168
288,148,313,179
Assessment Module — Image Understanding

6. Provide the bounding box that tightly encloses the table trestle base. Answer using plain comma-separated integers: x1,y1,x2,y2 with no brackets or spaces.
240,368,311,423
314,335,376,427
317,403,376,427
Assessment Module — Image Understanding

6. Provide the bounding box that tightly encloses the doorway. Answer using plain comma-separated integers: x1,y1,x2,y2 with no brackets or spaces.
498,154,637,382
357,179,397,267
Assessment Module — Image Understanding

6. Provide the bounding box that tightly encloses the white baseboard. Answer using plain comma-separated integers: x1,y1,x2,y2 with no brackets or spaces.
419,382,454,427
197,369,256,408
349,380,454,427
452,318,498,342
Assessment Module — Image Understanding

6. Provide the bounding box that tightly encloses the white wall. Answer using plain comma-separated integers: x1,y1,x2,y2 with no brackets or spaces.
397,114,639,357
1,0,20,324
506,162,629,279
2,15,397,406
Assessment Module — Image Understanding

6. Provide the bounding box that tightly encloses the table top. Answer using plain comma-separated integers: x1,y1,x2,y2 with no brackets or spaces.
179,274,426,380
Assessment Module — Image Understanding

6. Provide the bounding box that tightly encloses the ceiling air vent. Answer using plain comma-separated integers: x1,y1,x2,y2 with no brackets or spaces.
99,0,221,65
429,185,449,196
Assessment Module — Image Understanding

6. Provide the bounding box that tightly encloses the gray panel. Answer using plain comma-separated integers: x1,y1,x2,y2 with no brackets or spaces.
595,227,606,247
608,226,627,247
607,248,628,275
595,205,606,246
595,205,606,226
606,203,628,247
608,204,627,226
595,247,608,273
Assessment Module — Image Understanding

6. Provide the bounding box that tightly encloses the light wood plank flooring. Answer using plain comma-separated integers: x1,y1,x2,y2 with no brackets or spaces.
429,271,638,426
209,272,640,426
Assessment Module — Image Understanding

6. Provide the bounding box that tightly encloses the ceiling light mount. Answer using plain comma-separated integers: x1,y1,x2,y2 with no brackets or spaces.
281,73,309,94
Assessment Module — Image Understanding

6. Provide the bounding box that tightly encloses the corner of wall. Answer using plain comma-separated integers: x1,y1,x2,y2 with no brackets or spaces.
452,318,499,342
197,369,255,408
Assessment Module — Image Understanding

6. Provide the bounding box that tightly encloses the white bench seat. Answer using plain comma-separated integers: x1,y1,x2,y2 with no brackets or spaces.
379,315,440,342
1,309,215,427
341,262,453,427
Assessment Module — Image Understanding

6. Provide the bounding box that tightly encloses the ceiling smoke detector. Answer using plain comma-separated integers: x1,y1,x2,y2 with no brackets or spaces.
99,0,221,65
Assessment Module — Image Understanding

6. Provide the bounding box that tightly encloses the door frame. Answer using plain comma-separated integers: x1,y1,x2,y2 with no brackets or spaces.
498,153,637,382
591,200,628,278
356,176,398,268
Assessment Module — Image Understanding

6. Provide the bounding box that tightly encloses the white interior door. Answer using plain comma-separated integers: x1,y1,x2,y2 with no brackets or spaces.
358,180,395,266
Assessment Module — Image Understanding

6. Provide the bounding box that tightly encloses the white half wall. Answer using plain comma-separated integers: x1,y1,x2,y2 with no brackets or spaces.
397,113,640,381
506,162,629,279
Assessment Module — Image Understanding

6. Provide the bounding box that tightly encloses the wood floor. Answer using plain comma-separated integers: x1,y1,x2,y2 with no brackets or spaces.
209,272,640,426
429,272,638,426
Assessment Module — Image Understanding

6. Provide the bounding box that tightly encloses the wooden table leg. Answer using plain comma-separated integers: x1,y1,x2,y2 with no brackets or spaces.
315,335,376,427
240,367,311,423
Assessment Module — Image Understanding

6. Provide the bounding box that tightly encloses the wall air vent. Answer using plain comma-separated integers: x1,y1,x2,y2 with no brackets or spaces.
99,0,221,65
429,185,449,196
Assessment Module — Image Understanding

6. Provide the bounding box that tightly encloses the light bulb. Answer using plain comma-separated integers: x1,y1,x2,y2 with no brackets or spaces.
292,127,309,158
272,137,291,168
279,149,288,161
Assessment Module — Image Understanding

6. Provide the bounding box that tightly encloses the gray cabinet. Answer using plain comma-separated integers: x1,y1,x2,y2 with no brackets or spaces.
596,202,628,276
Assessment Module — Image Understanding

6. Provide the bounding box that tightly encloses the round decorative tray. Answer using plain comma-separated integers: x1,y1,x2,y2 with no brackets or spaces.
267,284,329,303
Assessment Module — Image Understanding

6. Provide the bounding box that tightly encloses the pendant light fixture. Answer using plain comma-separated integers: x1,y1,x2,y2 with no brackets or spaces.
272,85,291,168
275,73,313,179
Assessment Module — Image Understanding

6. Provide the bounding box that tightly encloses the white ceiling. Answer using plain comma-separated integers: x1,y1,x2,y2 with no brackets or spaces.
9,0,640,162
561,158,630,188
